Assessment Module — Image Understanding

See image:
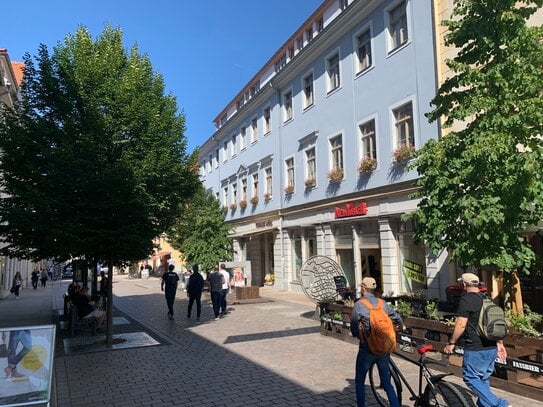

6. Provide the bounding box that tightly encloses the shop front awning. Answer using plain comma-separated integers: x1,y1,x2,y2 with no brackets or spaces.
229,226,277,239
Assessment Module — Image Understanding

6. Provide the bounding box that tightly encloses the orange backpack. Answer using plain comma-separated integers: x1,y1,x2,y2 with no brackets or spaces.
359,298,396,356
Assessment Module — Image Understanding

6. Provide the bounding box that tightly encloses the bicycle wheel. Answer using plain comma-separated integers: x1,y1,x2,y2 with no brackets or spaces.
369,361,402,407
423,380,469,407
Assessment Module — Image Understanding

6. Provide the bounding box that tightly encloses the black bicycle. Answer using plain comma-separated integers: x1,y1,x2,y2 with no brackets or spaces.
369,339,469,406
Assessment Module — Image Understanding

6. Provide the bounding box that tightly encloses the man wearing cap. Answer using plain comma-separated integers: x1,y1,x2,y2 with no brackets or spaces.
444,273,510,407
350,277,402,407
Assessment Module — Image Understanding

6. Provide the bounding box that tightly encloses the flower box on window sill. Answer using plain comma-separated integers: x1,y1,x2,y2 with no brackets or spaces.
284,185,294,194
239,199,247,209
358,158,377,173
327,167,344,182
393,144,416,163
229,203,237,211
250,196,259,205
264,193,272,201
304,178,316,188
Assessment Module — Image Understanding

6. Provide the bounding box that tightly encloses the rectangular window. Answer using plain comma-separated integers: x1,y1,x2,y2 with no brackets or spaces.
265,167,273,197
356,29,372,73
232,183,238,204
241,178,247,200
330,135,344,170
284,91,293,122
252,174,259,198
223,187,228,207
231,134,237,157
303,73,314,109
240,127,247,150
215,149,219,168
208,154,213,173
389,1,408,51
223,141,228,162
306,147,316,184
251,117,258,143
327,53,340,92
264,107,271,134
296,36,303,51
340,0,349,10
317,17,324,33
285,158,295,190
394,102,414,147
360,120,377,159
306,27,313,43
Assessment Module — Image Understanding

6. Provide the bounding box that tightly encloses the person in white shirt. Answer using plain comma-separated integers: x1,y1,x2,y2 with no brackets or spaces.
219,264,230,316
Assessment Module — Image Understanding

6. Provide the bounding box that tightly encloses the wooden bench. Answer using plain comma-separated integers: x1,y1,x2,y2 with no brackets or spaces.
68,302,97,337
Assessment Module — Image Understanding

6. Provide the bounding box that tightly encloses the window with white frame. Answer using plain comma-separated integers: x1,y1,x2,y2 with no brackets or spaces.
283,90,293,122
394,102,414,147
389,1,408,51
240,127,247,150
223,141,228,162
306,27,313,43
215,149,219,168
231,134,237,157
208,154,212,173
360,119,377,159
201,161,206,177
251,117,258,143
340,0,349,10
305,147,316,184
303,73,314,109
215,191,219,201
232,182,238,204
264,107,271,134
252,173,259,198
241,178,247,200
317,17,324,32
285,158,295,190
223,187,228,207
330,135,344,170
265,167,272,197
356,29,372,74
326,52,340,93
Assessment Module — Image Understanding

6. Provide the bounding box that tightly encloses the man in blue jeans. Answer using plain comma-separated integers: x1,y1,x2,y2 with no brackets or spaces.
444,272,510,407
350,277,402,407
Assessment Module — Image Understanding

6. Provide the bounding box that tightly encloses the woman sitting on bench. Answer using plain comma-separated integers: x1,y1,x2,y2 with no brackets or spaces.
72,286,106,328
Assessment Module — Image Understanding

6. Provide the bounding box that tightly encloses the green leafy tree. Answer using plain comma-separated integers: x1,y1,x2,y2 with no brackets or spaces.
0,26,198,339
168,185,233,272
411,0,543,312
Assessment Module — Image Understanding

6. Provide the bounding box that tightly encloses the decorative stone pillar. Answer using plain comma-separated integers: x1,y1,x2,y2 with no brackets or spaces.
352,225,362,297
378,218,400,296
425,247,449,300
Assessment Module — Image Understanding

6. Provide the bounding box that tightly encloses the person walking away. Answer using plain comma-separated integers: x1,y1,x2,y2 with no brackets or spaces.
444,273,510,407
161,264,179,320
208,266,224,320
11,272,23,299
186,264,204,321
31,270,39,290
350,277,402,407
219,263,230,316
40,269,48,288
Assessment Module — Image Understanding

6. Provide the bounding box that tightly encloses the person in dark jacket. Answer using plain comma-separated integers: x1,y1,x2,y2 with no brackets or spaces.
161,264,179,320
186,265,205,322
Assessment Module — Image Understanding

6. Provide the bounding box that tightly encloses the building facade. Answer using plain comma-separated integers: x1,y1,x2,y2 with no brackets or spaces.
0,48,35,297
199,0,460,300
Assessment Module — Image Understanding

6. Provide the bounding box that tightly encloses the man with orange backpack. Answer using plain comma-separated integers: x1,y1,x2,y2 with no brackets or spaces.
350,277,403,407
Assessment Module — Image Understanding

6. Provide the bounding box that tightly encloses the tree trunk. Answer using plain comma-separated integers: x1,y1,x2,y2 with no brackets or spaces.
106,259,114,345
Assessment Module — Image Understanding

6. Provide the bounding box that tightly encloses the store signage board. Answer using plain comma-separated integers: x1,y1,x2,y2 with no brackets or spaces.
0,325,55,407
335,202,367,219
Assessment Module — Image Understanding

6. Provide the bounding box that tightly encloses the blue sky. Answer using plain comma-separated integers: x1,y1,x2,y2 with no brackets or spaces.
3,0,322,154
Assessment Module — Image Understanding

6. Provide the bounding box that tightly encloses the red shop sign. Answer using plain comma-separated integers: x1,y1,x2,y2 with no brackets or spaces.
334,202,368,219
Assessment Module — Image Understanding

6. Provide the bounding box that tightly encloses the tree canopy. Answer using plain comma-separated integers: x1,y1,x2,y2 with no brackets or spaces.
0,26,199,264
412,0,543,273
168,184,232,272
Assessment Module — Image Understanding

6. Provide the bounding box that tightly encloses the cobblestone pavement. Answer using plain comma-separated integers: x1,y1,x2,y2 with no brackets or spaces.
48,275,542,406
